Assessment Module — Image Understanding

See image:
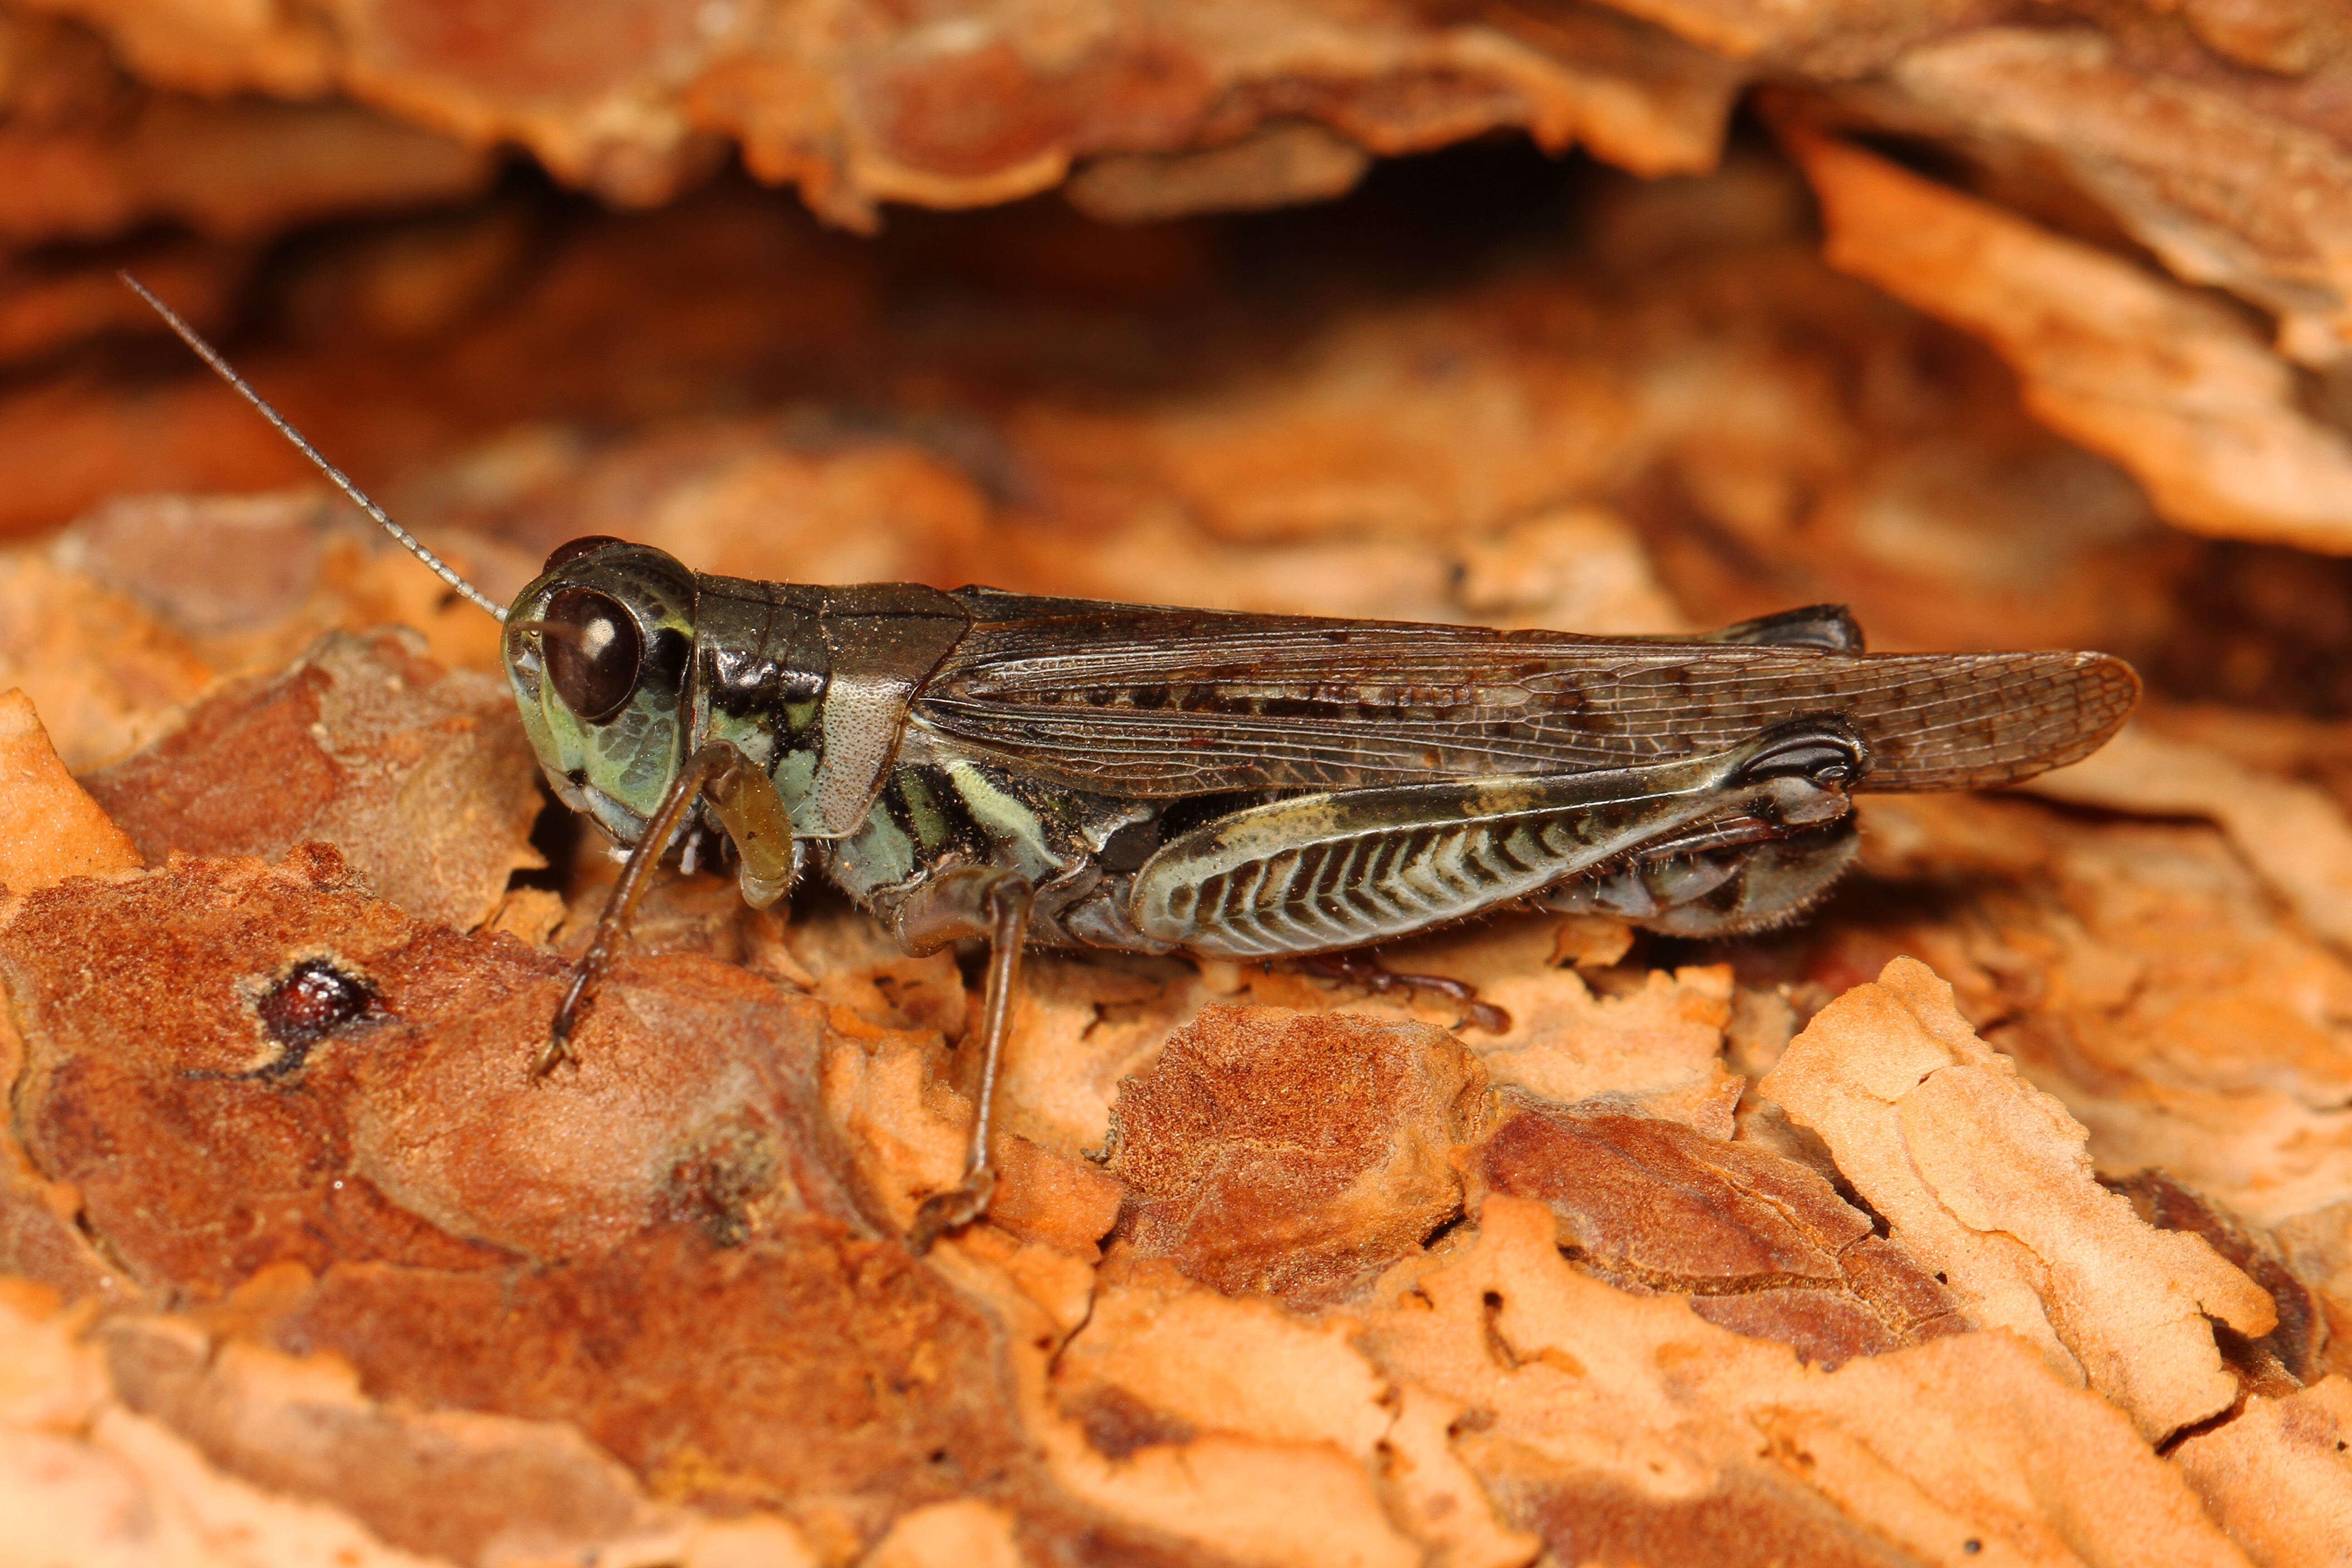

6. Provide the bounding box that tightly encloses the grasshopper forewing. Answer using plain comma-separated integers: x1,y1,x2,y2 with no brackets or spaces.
130,274,2140,1251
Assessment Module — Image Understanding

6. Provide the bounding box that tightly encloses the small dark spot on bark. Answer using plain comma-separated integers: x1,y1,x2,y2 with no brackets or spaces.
250,958,377,1075
659,1115,781,1247
1064,1384,1197,1461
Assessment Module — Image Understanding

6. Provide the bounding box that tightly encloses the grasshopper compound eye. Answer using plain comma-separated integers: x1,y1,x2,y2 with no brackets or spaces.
544,587,643,724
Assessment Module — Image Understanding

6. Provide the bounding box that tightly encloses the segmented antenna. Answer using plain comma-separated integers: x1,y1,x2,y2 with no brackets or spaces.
119,271,508,623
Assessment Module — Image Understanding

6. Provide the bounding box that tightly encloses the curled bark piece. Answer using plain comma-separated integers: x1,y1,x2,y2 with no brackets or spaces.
1788,127,2352,554
1759,956,2278,1442
1467,1098,1962,1367
29,0,1743,224
0,689,139,893
1892,28,2352,368
2171,1376,2352,1568
1066,123,1372,223
0,13,492,245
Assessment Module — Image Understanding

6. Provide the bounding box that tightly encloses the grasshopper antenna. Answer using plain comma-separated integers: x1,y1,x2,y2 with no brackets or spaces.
119,271,507,623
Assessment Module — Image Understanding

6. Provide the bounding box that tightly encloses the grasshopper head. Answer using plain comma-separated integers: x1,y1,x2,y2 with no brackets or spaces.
503,536,699,849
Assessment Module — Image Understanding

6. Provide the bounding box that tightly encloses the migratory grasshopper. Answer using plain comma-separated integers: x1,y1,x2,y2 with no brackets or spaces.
130,277,2138,1250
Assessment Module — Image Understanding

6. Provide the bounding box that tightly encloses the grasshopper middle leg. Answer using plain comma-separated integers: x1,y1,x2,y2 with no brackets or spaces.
894,865,1036,1254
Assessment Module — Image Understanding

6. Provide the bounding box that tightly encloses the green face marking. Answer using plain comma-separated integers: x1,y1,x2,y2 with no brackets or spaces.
503,541,700,847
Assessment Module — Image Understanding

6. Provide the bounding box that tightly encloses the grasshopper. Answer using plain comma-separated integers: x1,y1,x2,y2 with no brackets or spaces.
129,276,2138,1250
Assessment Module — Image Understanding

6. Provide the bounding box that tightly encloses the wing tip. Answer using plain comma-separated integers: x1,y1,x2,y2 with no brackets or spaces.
1866,649,2142,793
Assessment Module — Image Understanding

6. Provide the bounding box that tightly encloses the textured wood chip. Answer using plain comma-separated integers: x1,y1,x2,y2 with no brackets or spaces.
1760,956,2278,1442
2276,1201,2352,1380
0,852,868,1285
2171,1375,2352,1568
1363,1195,2251,1568
1106,1005,1485,1307
0,549,216,771
1369,916,1745,1133
1890,27,2352,367
54,491,334,639
24,0,1744,222
1837,792,2352,1234
101,1317,671,1566
1468,1098,1961,1367
0,1284,447,1568
83,628,543,931
0,12,492,245
1471,960,1744,1136
1022,1267,1530,1568
0,502,516,768
272,1222,1027,1537
2105,1169,2327,1391
0,852,1060,1548
0,688,139,893
1063,122,1373,223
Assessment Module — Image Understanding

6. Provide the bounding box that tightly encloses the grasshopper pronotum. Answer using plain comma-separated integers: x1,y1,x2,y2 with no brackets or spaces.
128,276,2138,1250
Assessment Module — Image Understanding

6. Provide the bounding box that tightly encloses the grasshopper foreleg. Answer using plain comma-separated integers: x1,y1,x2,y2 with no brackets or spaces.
538,740,751,1077
895,865,1036,1254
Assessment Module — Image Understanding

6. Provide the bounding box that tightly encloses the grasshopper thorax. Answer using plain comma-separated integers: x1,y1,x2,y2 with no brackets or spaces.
504,537,701,848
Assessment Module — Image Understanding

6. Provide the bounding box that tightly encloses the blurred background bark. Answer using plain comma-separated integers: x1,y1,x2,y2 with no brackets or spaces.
4,0,2351,701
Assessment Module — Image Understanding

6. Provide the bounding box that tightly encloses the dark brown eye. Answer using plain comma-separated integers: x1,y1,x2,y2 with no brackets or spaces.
544,535,627,573
544,587,642,724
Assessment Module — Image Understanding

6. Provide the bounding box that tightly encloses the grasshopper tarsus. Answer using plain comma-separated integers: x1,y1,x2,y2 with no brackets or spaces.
533,986,588,1079
908,1169,999,1256
537,952,606,1077
1302,951,1512,1034
1461,998,1513,1035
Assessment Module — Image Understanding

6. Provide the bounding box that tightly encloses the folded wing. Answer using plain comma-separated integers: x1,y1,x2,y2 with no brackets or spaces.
911,591,2138,799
